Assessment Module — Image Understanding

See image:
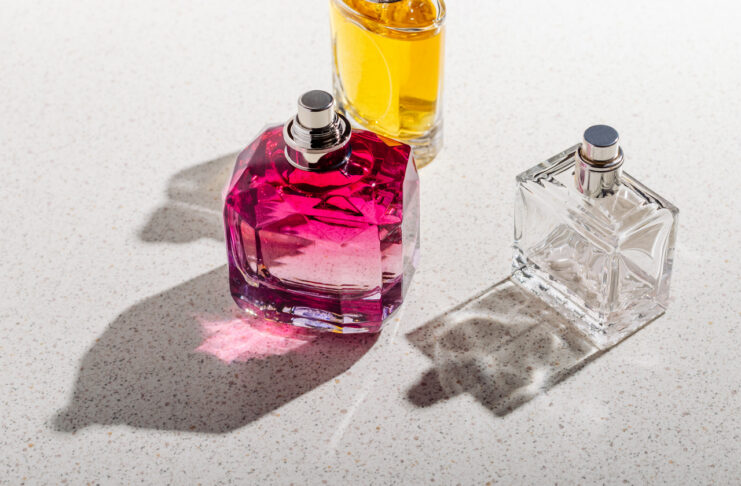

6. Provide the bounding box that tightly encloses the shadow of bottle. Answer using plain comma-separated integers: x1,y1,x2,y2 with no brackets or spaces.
406,278,604,416
54,266,377,433
139,153,237,243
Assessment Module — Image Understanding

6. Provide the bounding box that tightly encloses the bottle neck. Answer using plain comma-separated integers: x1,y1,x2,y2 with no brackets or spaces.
282,111,352,172
574,147,623,198
285,144,352,172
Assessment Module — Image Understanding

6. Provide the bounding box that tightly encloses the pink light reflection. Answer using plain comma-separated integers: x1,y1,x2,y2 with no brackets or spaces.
195,312,320,363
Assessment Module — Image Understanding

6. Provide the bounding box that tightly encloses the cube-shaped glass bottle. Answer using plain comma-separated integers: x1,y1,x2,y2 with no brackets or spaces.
513,125,678,348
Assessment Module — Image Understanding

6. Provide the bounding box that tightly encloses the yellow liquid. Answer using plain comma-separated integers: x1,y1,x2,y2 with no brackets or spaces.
330,0,445,164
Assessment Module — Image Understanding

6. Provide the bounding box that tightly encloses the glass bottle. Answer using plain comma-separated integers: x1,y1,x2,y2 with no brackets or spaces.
329,0,446,168
223,90,420,333
513,125,679,348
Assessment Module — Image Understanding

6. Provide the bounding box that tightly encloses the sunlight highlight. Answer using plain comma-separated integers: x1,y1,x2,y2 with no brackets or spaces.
195,313,319,363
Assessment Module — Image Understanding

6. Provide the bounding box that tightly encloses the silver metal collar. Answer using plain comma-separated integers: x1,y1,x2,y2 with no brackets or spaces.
283,90,352,171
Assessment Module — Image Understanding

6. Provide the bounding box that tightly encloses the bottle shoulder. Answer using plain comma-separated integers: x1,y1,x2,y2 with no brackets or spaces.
516,145,678,244
225,124,414,227
234,125,412,185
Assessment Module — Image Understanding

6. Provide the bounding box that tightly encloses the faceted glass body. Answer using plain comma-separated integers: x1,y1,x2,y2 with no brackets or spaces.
224,124,419,333
329,0,445,167
513,145,679,348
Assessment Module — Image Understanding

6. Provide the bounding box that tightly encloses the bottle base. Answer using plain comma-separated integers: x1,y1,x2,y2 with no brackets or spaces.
511,262,666,350
404,123,443,169
229,270,404,335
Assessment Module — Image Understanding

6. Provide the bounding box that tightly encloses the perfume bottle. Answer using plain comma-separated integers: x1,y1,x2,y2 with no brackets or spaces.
329,0,445,168
223,90,420,333
512,125,678,348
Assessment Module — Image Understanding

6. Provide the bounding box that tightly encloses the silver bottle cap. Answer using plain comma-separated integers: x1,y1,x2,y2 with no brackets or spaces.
575,124,624,197
283,90,351,171
580,125,622,165
297,90,335,129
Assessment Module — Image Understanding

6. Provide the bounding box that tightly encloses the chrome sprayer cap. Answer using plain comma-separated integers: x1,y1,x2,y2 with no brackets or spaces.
575,124,624,198
284,90,351,153
580,124,622,165
296,90,335,129
283,90,352,170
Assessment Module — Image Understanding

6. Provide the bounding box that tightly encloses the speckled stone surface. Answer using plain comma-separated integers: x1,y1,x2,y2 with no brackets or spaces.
2,1,740,484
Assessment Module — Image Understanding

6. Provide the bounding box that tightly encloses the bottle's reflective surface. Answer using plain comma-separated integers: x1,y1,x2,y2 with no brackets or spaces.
513,143,679,348
330,0,445,167
224,125,419,334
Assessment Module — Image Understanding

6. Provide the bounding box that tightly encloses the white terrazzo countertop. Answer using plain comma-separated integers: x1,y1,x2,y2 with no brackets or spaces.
2,1,740,484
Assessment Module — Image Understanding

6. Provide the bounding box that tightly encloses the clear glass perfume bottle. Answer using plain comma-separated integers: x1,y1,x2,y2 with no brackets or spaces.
513,125,679,348
329,0,445,168
223,90,420,334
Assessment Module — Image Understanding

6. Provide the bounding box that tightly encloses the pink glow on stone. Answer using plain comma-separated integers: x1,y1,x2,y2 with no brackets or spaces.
195,313,320,363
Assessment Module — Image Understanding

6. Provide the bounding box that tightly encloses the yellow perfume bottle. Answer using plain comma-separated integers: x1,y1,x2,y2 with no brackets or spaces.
329,0,446,168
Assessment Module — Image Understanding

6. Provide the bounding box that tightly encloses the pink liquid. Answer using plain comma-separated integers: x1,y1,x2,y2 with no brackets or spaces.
224,125,419,333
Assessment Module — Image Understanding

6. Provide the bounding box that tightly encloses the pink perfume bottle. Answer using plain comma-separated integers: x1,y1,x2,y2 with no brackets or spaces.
224,90,420,333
